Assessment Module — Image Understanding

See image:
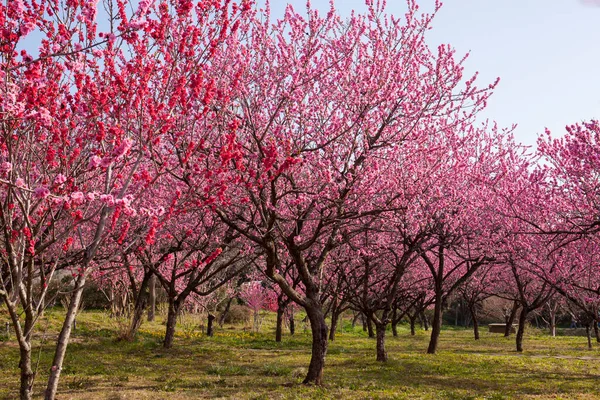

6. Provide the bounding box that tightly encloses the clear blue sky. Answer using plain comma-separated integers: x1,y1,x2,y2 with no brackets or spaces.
264,0,600,150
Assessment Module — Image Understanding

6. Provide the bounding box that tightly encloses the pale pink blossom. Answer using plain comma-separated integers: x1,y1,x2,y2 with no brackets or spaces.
112,138,133,160
100,157,112,168
86,192,98,201
54,174,67,185
89,155,102,169
0,162,12,175
33,187,50,199
71,192,85,205
99,194,115,206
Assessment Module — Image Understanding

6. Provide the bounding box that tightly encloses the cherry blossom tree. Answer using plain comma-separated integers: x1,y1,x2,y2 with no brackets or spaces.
240,280,271,332
212,0,497,382
0,0,147,397
1,0,254,397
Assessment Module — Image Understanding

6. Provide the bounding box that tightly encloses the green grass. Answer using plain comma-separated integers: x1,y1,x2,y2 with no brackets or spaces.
1,309,599,399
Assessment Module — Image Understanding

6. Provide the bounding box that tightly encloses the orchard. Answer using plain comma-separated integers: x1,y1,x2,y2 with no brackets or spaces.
1,0,599,399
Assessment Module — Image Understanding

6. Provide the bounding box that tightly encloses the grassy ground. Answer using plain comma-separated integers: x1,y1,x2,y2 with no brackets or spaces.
1,309,600,399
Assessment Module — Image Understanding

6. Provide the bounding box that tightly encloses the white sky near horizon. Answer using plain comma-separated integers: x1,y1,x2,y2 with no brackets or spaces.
264,0,600,151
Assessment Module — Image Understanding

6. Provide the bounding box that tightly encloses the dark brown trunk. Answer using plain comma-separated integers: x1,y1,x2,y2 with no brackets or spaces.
276,306,284,342
375,323,388,362
391,308,398,337
163,300,180,348
409,315,417,336
329,310,340,341
470,306,480,340
594,321,600,343
505,301,519,337
302,305,328,385
586,324,593,350
289,316,295,335
362,313,367,332
420,311,430,331
351,312,360,329
126,274,151,340
392,320,398,337
147,274,156,322
207,313,215,337
218,298,234,328
367,315,375,338
427,298,443,354
516,308,528,352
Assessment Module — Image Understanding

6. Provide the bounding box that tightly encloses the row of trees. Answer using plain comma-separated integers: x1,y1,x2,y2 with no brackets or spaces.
1,0,599,398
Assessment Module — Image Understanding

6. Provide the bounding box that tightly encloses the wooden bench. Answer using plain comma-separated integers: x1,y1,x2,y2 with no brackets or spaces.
488,323,516,334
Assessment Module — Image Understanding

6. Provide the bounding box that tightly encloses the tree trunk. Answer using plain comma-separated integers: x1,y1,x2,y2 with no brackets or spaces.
19,345,34,400
593,321,600,343
455,302,459,326
289,316,295,335
362,313,367,332
505,301,519,337
218,298,234,328
253,310,260,332
126,274,151,340
375,323,388,362
392,320,398,337
420,311,430,331
427,299,443,354
163,299,180,349
586,324,593,350
366,315,375,338
409,315,417,336
329,310,340,341
276,306,284,342
549,309,556,337
470,306,480,340
45,274,87,400
302,305,328,385
147,274,156,322
516,308,528,352
352,312,359,329
17,312,34,400
207,313,215,337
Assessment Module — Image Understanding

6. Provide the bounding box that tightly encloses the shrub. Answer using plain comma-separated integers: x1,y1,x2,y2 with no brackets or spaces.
223,305,251,325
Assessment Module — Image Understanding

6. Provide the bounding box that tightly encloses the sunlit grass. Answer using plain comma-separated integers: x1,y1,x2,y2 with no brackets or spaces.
1,308,599,399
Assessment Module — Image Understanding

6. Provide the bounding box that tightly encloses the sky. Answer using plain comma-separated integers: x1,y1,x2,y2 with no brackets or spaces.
263,0,600,150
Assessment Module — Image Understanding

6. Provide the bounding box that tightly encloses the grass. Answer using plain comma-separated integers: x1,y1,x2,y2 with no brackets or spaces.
1,309,600,399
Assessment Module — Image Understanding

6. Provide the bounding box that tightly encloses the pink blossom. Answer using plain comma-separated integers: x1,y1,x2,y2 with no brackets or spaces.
88,156,102,169
0,162,12,175
8,0,24,16
99,194,115,206
86,192,98,201
100,157,112,168
54,174,67,185
112,138,133,160
123,206,137,217
37,108,52,126
15,178,25,187
70,192,85,205
19,22,35,36
33,187,50,199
